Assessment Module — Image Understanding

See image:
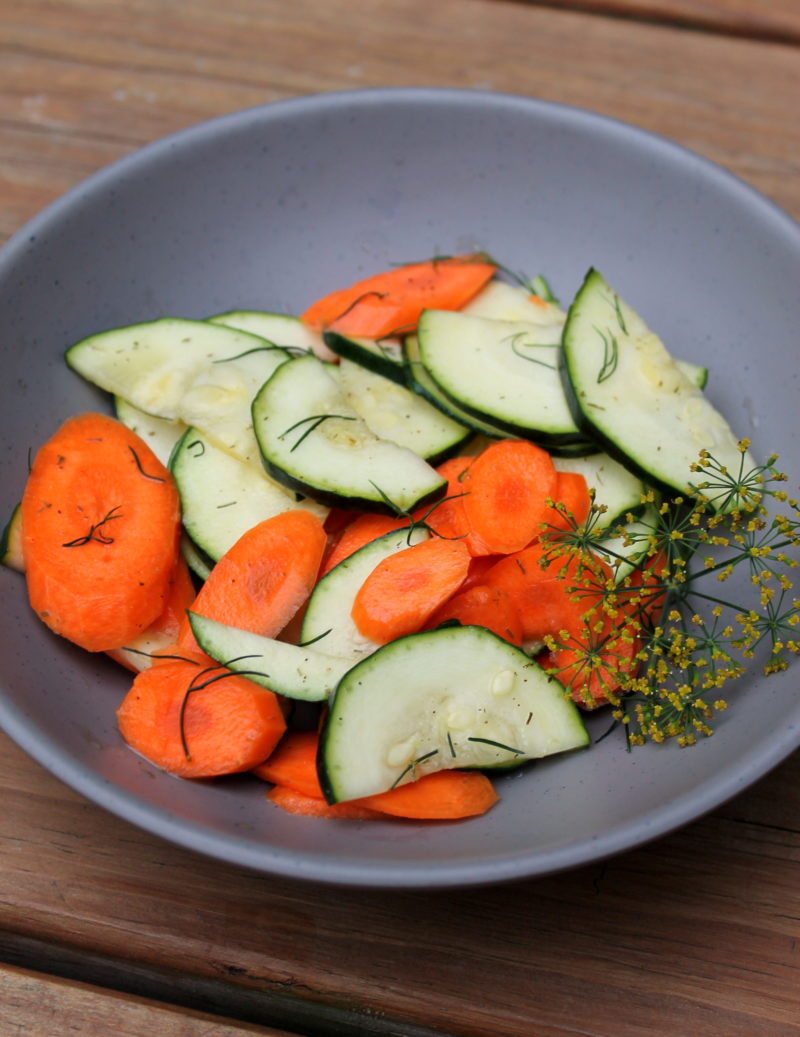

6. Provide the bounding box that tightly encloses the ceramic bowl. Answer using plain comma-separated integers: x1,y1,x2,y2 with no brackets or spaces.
1,88,798,887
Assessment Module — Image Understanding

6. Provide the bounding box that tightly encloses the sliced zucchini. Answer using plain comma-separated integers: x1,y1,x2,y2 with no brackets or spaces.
114,396,186,467
417,309,585,449
322,331,407,384
461,279,567,326
180,533,214,582
300,526,429,662
170,427,327,563
208,309,337,362
676,359,708,391
1,502,24,572
592,503,660,583
66,318,291,466
403,334,507,439
251,354,446,514
561,269,754,510
553,452,648,531
318,625,589,802
335,357,470,463
188,613,352,702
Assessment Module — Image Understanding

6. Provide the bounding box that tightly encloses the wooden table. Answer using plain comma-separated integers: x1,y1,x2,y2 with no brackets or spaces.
2,2,799,1033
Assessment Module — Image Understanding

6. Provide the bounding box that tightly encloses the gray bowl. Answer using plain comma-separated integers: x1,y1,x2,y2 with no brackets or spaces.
1,88,798,888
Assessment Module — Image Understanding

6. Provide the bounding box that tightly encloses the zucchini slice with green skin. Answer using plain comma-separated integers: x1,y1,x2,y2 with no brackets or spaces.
318,625,589,803
251,354,446,515
300,526,429,662
66,318,291,466
553,452,648,532
416,309,586,449
335,357,470,463
461,279,566,326
180,533,214,583
188,613,352,702
403,334,508,439
208,309,337,362
170,427,328,563
561,269,754,510
322,330,407,384
1,502,24,572
114,396,186,467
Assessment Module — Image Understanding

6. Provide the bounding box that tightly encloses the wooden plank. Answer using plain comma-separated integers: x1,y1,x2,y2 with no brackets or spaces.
508,1,800,44
0,0,798,246
1,733,798,1036
1,962,299,1037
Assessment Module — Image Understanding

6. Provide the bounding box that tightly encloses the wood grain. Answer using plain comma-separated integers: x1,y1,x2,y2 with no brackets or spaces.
1,734,799,1036
2,963,297,1037
513,0,800,44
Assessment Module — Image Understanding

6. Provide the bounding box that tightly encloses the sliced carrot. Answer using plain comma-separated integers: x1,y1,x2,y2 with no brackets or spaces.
106,556,196,672
266,785,385,820
361,769,498,819
301,254,497,340
258,731,498,819
545,471,591,532
483,543,609,643
117,646,286,778
460,439,558,555
252,729,320,797
21,412,181,652
547,613,640,709
461,553,503,590
415,455,490,556
351,537,471,643
322,513,408,574
176,509,327,652
426,583,523,646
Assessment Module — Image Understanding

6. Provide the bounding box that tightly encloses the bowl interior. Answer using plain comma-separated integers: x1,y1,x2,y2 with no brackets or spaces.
1,88,799,887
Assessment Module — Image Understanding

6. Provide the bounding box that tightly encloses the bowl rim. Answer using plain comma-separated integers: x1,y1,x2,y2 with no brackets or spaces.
1,86,799,888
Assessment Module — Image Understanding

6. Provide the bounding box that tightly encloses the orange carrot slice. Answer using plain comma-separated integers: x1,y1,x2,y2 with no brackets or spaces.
426,583,523,646
252,729,320,797
483,543,608,643
117,647,286,778
460,439,558,555
106,556,196,671
301,254,496,340
258,731,498,819
322,513,408,574
176,509,327,652
21,412,181,652
545,471,592,532
548,613,640,709
266,786,385,820
361,770,498,820
351,537,471,643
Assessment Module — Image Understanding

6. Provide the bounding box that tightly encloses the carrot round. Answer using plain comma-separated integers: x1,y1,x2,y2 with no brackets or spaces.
545,471,592,532
426,583,523,646
266,785,385,820
351,537,471,643
548,613,640,709
322,512,408,574
301,254,497,340
117,647,287,778
176,509,327,652
258,731,498,819
461,439,558,555
483,543,609,643
252,729,320,797
21,412,181,652
106,556,196,672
